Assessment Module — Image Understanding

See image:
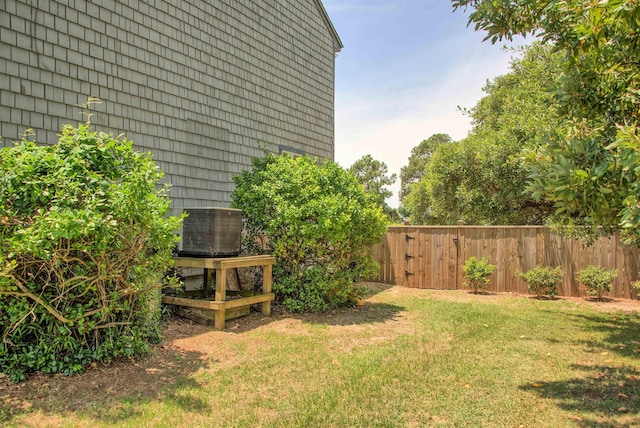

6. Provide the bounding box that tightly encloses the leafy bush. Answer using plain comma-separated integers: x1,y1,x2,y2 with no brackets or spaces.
517,266,564,299
0,122,182,381
577,266,618,300
463,257,496,293
632,281,640,298
232,154,388,312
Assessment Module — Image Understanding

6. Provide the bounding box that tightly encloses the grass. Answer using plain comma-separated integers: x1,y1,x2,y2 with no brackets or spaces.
2,285,640,427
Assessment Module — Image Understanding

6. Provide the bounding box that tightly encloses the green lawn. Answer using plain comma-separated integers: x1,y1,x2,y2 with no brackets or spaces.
2,285,640,427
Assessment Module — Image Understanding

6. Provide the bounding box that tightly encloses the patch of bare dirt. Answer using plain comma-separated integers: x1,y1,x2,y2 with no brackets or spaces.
0,318,209,421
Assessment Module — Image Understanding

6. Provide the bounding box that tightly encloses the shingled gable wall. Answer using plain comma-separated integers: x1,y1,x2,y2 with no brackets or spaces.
0,0,341,215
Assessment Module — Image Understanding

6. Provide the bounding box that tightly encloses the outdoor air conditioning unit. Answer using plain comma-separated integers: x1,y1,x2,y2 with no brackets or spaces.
179,207,242,257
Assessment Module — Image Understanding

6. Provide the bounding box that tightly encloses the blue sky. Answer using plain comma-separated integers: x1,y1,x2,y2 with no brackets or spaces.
322,0,526,207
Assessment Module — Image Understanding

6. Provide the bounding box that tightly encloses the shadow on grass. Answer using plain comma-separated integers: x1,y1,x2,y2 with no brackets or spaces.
584,296,617,303
0,340,209,425
467,290,499,296
361,281,396,297
521,364,640,427
529,295,561,301
223,282,404,333
528,309,640,426
560,310,640,360
300,302,405,327
226,301,406,333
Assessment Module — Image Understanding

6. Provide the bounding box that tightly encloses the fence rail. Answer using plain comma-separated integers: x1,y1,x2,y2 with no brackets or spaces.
370,226,640,299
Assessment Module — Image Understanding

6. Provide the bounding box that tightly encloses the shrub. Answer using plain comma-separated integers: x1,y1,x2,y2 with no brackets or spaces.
231,153,388,312
0,122,182,381
463,257,496,293
577,266,618,299
632,281,640,298
517,266,564,299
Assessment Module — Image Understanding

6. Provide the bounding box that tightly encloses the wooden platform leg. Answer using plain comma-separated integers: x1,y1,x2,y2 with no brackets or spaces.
214,307,226,330
214,268,227,329
202,268,213,297
215,268,227,302
261,263,272,316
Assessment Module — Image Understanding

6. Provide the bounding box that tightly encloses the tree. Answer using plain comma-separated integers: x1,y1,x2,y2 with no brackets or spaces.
348,154,399,221
232,154,387,312
402,173,436,225
405,140,464,224
403,43,560,224
453,0,640,242
399,134,452,202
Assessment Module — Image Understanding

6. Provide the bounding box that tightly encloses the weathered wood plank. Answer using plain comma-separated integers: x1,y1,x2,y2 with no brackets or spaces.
162,296,222,310
224,293,275,309
219,256,276,269
407,227,419,288
262,263,273,315
173,255,275,270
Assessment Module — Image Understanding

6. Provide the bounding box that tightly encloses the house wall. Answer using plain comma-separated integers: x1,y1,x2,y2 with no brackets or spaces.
0,0,338,215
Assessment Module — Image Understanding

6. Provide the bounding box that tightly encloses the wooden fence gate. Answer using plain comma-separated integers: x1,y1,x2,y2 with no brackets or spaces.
371,227,460,290
370,226,640,299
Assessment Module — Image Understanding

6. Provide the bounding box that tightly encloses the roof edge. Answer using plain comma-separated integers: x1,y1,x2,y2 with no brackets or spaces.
312,0,343,52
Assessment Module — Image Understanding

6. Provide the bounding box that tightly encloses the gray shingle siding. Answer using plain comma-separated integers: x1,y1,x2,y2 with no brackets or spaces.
0,0,339,215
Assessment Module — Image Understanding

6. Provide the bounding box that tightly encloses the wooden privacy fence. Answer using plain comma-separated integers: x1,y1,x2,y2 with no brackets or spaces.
370,226,640,299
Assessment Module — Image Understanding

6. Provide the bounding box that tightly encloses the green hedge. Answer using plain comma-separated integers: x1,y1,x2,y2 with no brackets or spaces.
232,154,388,312
0,123,182,381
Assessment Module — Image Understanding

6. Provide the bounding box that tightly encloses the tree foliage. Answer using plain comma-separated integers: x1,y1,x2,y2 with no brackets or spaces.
403,43,560,224
453,0,640,242
348,154,399,221
0,123,182,382
232,154,387,312
399,134,452,202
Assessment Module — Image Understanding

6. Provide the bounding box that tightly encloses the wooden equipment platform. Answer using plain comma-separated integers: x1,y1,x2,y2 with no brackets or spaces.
162,254,275,330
